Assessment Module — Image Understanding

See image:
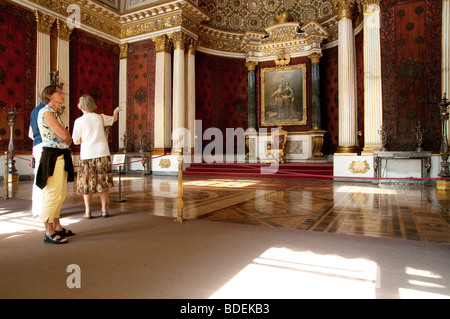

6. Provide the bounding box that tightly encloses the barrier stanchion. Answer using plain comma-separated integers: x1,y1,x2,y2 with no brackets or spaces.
112,154,126,202
174,148,185,223
4,151,9,200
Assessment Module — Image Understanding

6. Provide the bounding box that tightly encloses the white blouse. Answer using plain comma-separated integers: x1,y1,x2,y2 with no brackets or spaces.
72,112,114,160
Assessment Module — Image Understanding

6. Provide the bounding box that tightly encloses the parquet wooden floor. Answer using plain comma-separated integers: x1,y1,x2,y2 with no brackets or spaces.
6,174,450,244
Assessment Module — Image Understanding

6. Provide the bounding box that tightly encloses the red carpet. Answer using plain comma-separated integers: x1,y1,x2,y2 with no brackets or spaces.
184,162,333,180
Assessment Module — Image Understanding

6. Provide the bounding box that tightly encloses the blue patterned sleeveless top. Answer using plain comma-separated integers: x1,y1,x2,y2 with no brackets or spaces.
37,105,68,149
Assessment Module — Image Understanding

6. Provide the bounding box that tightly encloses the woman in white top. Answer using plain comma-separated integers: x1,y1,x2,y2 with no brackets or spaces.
72,95,121,219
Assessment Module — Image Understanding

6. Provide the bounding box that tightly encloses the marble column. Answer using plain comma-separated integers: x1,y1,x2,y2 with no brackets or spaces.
151,35,172,155
360,0,383,154
172,32,186,152
245,61,258,133
308,53,323,130
185,39,196,155
334,0,358,154
56,19,72,128
443,0,450,100
35,11,55,105
118,43,128,151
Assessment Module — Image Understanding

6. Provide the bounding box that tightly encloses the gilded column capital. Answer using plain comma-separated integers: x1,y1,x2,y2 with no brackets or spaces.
35,10,56,34
308,53,323,64
331,0,357,20
245,61,258,71
171,31,185,51
359,0,381,14
56,19,73,41
186,38,196,55
120,43,128,59
151,34,171,53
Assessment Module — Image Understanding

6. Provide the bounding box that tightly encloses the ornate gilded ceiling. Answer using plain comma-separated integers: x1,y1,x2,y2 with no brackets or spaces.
197,0,335,33
16,0,343,55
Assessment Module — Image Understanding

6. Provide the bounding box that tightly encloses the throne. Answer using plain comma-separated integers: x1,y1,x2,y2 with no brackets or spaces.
265,126,288,164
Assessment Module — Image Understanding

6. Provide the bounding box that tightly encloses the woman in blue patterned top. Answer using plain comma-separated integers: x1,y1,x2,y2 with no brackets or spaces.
36,85,74,244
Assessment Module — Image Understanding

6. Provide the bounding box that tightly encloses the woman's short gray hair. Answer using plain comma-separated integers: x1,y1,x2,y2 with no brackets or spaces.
78,95,97,112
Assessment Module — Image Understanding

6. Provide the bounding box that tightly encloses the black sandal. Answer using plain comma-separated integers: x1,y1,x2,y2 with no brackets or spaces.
44,233,68,244
55,228,75,237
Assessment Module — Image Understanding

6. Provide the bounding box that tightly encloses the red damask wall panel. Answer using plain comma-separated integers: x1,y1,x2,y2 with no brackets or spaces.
69,29,120,152
381,0,442,151
196,53,248,152
0,2,36,153
321,46,339,155
126,40,155,153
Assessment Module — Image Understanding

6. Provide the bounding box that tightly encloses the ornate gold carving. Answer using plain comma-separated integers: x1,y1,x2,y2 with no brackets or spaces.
56,18,73,41
119,43,128,59
245,61,258,71
312,136,324,158
151,34,171,53
349,160,370,174
171,31,185,50
35,10,56,34
331,0,357,20
275,10,293,24
308,53,323,64
360,0,381,14
186,38,196,55
159,158,171,169
29,1,338,55
275,50,290,67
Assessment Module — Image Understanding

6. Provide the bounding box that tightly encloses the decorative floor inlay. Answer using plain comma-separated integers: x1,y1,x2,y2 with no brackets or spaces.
6,175,450,244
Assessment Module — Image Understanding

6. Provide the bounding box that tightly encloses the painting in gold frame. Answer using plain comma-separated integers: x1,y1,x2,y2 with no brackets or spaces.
261,63,307,126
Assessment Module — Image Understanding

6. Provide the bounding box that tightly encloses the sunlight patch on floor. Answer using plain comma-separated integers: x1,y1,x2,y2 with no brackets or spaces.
209,247,380,299
184,179,257,188
335,185,398,195
0,210,81,239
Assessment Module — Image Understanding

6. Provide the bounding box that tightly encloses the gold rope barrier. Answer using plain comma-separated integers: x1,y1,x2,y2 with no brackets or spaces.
174,148,185,223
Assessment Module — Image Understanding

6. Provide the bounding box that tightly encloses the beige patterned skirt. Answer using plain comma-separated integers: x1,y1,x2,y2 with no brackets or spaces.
76,156,114,195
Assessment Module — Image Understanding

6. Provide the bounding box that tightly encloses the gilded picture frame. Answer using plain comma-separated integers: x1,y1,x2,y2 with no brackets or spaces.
261,64,307,126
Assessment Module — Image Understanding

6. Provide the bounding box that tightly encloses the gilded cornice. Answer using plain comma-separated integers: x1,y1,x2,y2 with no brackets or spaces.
26,0,347,56
121,15,183,38
35,10,56,34
197,24,243,53
240,20,328,60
